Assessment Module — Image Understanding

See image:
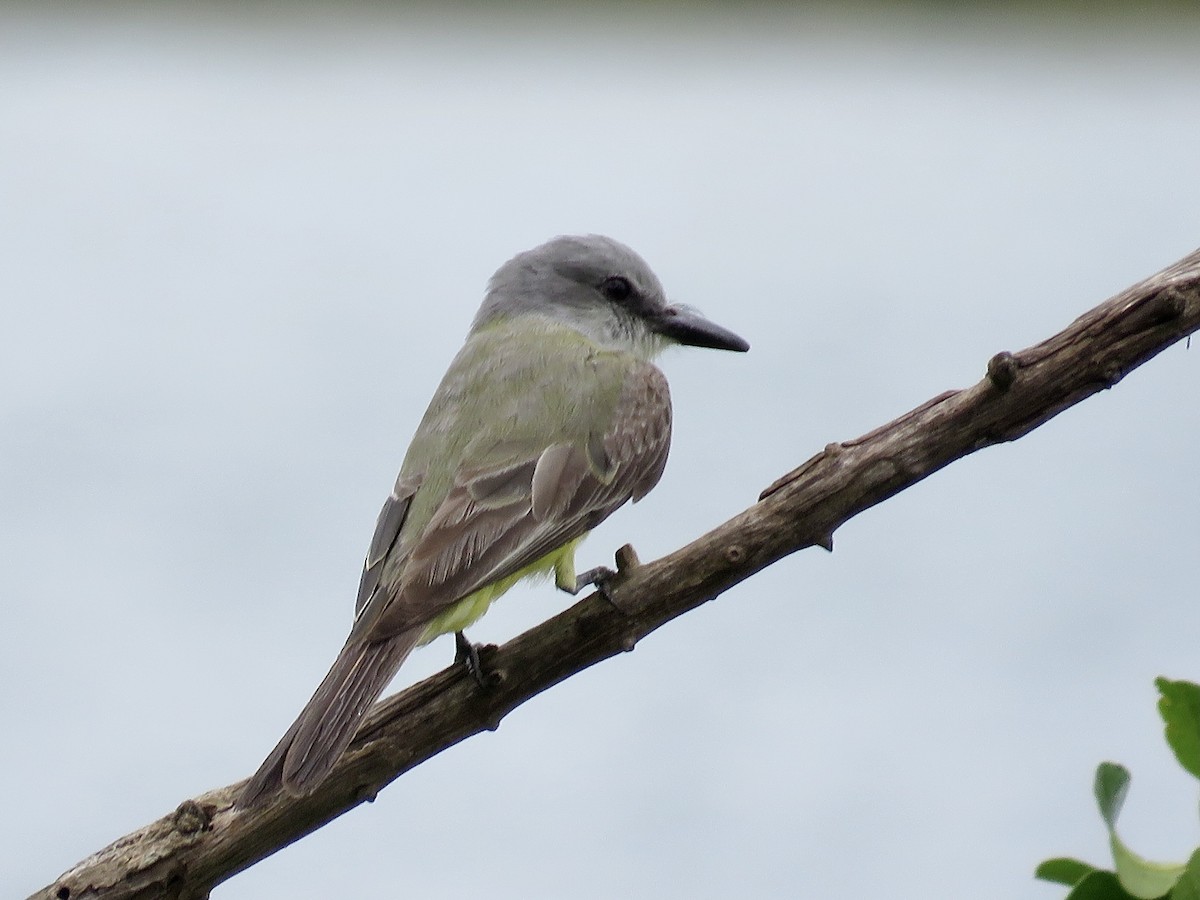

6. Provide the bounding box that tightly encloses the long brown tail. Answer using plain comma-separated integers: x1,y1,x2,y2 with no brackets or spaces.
237,626,424,807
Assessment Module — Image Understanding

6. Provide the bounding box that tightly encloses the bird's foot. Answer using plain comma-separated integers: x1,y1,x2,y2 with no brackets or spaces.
454,631,494,689
567,544,641,615
573,565,616,596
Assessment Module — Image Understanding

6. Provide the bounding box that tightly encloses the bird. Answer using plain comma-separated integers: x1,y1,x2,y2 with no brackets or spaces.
238,234,748,806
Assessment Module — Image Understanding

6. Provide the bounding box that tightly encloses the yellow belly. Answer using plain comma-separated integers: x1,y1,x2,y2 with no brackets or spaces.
417,535,585,645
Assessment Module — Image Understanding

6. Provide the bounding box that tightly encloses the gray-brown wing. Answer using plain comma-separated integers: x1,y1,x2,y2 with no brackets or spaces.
372,361,672,636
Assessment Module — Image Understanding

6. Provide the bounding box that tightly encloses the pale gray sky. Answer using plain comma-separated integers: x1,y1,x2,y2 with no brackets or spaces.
3,4,1200,898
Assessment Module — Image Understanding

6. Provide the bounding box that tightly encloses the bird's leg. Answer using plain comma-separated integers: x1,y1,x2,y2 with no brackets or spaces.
454,631,491,689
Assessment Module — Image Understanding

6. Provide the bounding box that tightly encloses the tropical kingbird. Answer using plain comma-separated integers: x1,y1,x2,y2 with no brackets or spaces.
239,234,748,805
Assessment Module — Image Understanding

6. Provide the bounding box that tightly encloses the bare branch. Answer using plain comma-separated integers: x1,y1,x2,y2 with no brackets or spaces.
35,247,1200,900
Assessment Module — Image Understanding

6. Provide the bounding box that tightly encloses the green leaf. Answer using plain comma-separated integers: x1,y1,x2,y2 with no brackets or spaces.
1169,849,1200,900
1038,857,1101,887
1096,762,1131,830
1155,678,1200,781
1063,870,1138,900
1110,832,1185,899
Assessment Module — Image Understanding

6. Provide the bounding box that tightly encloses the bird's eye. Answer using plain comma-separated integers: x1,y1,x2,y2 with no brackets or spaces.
600,276,633,303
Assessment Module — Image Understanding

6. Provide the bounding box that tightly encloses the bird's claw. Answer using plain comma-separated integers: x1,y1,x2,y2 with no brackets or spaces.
454,631,492,689
560,545,641,614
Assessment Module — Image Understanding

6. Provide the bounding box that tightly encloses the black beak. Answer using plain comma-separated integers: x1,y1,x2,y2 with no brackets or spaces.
653,305,750,352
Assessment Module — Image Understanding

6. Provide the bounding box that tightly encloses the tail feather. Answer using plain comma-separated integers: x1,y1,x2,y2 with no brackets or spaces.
237,627,423,807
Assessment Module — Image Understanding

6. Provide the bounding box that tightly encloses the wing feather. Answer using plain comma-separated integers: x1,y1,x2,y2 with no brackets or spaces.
353,475,420,616
531,443,580,521
466,458,538,508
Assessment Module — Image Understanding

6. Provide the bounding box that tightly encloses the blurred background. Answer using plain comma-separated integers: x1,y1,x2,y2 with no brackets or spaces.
3,2,1200,897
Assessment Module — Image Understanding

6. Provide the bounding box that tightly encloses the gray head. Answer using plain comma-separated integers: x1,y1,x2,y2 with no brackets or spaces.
473,234,749,359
